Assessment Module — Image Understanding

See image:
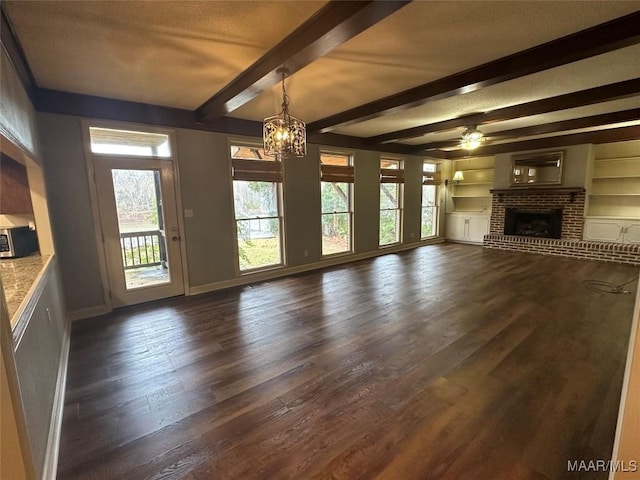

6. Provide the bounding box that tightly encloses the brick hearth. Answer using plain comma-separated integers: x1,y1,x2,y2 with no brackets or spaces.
483,188,639,266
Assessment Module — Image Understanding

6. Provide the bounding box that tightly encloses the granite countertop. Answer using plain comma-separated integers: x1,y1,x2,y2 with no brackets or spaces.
0,254,52,326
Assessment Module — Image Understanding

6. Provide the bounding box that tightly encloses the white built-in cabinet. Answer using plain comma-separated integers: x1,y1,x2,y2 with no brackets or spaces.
446,212,490,244
445,156,494,244
584,141,640,244
583,218,640,244
11,257,66,480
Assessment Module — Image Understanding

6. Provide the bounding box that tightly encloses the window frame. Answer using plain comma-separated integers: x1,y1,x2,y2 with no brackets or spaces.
229,143,286,274
88,126,173,159
379,157,404,247
320,151,354,257
421,161,440,240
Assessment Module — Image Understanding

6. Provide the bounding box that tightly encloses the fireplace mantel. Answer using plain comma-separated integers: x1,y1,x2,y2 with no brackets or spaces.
489,187,585,203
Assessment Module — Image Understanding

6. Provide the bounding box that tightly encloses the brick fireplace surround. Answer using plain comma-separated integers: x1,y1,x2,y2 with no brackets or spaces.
483,188,640,266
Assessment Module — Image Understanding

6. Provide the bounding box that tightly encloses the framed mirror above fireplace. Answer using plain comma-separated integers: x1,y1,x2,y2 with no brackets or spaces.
510,151,564,186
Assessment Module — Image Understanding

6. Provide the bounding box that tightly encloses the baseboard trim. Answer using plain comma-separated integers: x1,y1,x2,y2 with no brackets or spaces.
68,304,110,322
41,315,71,480
69,239,446,318
445,239,483,246
190,239,444,296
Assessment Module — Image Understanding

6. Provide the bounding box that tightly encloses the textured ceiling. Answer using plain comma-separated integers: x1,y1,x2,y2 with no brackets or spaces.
400,95,640,146
5,1,326,108
4,0,640,151
234,1,640,124
337,44,640,138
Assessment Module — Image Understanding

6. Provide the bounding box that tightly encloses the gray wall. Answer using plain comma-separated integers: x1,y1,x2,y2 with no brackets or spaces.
175,128,237,286
402,156,424,244
38,114,105,311
282,144,323,266
37,113,436,314
353,149,382,253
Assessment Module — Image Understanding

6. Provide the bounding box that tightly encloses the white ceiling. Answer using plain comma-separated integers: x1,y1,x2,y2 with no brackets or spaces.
5,0,640,152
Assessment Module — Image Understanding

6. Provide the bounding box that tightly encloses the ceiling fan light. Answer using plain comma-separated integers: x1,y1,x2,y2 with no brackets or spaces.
460,125,485,150
460,138,483,150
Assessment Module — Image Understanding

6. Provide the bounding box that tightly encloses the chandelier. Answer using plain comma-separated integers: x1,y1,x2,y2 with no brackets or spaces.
460,125,485,150
263,68,306,159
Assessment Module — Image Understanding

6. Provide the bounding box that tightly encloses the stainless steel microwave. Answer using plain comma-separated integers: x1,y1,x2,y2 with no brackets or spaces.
0,226,38,258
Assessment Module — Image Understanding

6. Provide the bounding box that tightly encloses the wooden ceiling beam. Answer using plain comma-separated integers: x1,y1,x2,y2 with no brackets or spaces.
308,10,640,134
367,78,640,144
306,132,445,157
409,109,640,151
195,0,411,123
448,125,640,158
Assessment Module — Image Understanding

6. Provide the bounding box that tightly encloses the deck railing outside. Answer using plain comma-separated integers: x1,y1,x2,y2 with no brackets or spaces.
120,230,167,269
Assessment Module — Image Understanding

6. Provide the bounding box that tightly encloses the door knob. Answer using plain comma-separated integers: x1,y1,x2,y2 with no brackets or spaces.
172,236,180,241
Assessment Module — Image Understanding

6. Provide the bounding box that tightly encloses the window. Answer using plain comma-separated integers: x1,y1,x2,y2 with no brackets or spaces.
89,127,171,157
320,152,353,256
379,158,403,246
231,145,284,272
421,162,440,239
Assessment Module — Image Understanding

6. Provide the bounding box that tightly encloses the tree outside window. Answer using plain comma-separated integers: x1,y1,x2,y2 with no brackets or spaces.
320,152,353,256
421,162,439,239
380,158,403,246
231,146,284,271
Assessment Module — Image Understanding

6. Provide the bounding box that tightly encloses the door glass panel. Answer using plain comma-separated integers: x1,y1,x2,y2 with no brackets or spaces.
111,169,170,289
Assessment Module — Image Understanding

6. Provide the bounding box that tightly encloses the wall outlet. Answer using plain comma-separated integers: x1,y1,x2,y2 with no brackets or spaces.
304,250,309,257
410,232,415,239
184,209,194,218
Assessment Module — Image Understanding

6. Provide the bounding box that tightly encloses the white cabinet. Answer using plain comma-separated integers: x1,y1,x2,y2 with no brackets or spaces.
12,258,67,480
446,213,490,244
626,223,640,244
584,218,640,244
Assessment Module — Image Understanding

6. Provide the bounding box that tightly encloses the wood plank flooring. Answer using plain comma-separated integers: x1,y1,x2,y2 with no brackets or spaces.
57,244,639,480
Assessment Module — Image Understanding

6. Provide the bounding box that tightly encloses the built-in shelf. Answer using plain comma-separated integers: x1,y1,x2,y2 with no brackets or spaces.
455,182,493,186
592,156,640,162
448,209,488,213
451,195,492,199
589,193,640,197
589,143,640,218
586,215,640,220
453,168,492,173
448,157,494,214
592,175,640,180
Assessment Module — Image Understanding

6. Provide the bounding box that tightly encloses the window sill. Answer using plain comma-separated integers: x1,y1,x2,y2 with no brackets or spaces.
379,242,402,249
322,251,353,259
239,264,285,276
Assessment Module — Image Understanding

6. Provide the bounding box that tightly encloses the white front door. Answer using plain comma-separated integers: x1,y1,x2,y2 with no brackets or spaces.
94,156,184,307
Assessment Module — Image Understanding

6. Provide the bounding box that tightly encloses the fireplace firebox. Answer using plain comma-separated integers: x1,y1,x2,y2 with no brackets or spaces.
504,208,563,239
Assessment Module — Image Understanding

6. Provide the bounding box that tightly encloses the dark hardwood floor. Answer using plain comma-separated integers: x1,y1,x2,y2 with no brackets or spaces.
57,244,639,480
